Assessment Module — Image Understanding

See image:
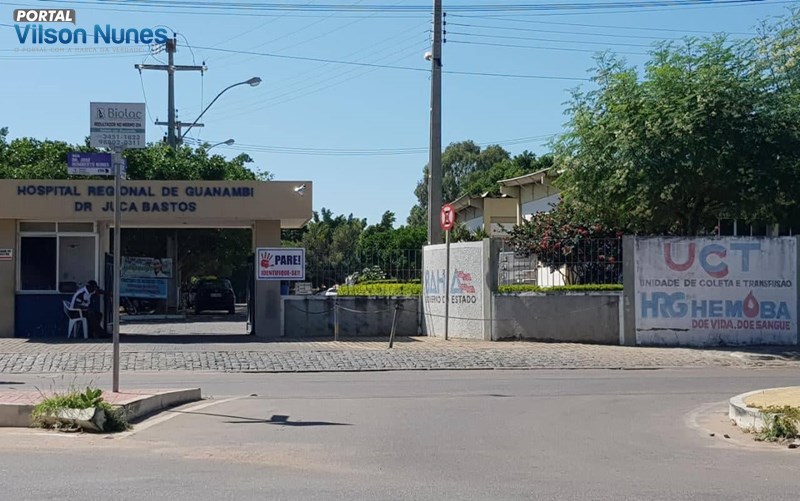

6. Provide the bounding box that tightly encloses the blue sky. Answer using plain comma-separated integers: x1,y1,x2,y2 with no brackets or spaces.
0,0,794,226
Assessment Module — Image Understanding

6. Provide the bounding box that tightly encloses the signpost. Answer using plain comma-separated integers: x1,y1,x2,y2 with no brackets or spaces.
90,102,146,393
440,204,456,340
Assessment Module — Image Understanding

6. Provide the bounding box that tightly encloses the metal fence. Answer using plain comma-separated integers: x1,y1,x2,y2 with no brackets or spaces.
498,238,623,288
304,248,423,291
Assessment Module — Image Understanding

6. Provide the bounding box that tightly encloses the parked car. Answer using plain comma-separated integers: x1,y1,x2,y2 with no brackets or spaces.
193,278,236,314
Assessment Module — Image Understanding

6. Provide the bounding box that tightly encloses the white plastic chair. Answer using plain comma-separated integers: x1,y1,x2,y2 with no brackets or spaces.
63,301,88,340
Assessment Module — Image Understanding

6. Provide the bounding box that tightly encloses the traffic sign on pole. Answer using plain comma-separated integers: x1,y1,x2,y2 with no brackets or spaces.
440,203,456,231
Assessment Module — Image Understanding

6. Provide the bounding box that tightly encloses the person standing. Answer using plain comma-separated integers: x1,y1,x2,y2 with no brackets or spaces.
70,280,108,339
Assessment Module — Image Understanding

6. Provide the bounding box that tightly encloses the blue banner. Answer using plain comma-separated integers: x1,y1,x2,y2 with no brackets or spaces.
120,277,167,299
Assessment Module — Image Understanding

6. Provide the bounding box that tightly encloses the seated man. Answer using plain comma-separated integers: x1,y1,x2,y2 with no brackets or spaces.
70,280,108,339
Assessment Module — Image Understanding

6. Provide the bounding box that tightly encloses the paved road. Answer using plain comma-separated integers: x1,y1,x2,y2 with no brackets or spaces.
0,335,798,373
0,368,798,500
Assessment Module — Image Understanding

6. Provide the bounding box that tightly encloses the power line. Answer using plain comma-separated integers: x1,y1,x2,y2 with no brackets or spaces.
185,133,557,156
448,39,649,56
192,45,590,81
447,14,758,35
447,31,655,49
181,23,431,117
446,21,698,41
31,0,776,13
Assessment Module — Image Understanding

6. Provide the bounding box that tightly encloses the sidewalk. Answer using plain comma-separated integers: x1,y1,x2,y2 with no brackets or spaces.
0,336,797,374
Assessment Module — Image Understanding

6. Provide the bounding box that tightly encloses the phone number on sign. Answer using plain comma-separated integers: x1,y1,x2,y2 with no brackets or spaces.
96,134,143,147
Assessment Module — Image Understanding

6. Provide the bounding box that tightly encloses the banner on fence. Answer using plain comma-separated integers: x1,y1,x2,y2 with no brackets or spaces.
121,256,173,279
634,237,797,346
120,277,168,299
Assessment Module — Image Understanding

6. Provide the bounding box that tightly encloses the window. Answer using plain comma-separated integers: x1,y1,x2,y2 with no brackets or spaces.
20,237,57,291
18,222,97,293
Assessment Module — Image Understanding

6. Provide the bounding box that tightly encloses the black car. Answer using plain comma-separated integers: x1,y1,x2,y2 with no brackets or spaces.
192,278,236,315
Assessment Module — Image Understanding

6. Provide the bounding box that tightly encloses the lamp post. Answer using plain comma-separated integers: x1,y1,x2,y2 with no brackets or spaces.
180,77,261,143
208,138,235,151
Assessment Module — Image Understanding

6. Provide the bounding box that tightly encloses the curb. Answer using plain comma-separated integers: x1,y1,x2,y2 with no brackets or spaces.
0,388,202,428
728,386,799,433
121,388,202,423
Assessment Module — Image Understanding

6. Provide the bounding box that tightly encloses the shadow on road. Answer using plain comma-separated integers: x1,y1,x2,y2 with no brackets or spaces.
168,409,350,427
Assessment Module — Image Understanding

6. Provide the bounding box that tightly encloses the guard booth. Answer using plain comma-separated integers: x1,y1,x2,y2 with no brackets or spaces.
0,179,312,338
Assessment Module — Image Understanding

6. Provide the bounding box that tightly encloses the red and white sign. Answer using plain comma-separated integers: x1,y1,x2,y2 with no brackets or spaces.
256,247,305,281
0,249,11,261
440,203,456,231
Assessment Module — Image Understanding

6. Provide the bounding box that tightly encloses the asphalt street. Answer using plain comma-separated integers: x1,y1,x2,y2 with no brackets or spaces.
0,368,798,500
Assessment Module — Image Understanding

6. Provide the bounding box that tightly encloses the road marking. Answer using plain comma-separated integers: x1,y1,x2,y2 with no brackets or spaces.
114,396,244,439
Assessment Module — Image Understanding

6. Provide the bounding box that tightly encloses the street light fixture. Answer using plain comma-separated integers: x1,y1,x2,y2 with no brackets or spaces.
180,77,261,142
208,138,235,150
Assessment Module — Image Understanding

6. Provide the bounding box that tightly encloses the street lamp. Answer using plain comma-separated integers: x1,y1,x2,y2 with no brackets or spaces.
208,138,235,150
180,77,261,142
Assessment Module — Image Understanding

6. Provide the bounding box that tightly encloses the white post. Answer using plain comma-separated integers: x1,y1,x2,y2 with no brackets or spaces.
444,229,450,341
112,149,122,393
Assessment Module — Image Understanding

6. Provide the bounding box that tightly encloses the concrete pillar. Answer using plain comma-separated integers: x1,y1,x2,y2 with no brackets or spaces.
97,221,111,288
253,220,282,338
622,235,636,346
166,231,177,312
0,220,16,338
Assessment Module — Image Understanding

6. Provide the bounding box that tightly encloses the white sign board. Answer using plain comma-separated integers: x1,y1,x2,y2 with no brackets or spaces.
90,102,146,150
634,237,797,346
256,248,305,281
0,248,11,261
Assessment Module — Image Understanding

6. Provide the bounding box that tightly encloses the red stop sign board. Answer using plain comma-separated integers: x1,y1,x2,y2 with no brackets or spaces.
440,204,456,231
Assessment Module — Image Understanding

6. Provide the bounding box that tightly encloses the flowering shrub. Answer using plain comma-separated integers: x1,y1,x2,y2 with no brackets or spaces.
507,200,623,285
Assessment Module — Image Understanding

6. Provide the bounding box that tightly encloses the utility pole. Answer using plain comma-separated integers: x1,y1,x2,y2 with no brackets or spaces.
135,36,206,149
427,0,444,245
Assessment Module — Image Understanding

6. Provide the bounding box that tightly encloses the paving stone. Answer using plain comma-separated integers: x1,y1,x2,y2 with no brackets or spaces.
0,336,797,374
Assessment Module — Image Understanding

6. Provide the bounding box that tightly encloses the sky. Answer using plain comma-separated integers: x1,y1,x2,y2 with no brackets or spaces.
0,0,795,227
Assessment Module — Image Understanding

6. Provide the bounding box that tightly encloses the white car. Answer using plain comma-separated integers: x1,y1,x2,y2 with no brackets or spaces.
324,286,338,296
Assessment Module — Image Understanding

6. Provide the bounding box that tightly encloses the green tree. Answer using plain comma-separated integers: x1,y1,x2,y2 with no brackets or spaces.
554,12,800,235
407,141,552,226
507,200,623,285
0,131,271,294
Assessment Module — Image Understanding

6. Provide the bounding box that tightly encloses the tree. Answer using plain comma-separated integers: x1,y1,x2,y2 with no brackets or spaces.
554,12,800,235
407,141,552,226
507,200,623,285
0,131,271,294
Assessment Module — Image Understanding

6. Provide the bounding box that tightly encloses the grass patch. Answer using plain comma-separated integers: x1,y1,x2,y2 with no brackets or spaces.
32,387,130,433
754,405,800,441
339,282,422,297
498,284,623,294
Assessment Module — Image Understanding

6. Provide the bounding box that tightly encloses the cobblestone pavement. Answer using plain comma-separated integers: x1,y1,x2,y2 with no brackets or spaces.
0,335,798,374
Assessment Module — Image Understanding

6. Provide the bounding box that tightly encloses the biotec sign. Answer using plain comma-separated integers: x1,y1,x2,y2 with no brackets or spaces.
12,9,169,45
634,237,797,346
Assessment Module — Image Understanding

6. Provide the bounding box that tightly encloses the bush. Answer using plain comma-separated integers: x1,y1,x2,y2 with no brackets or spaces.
498,284,623,294
756,406,800,441
32,387,130,432
339,282,422,296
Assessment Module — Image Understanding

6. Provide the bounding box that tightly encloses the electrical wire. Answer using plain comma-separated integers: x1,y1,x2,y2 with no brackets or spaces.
446,31,655,49
192,45,590,81
209,39,430,120
445,21,701,41
186,133,557,156
29,0,778,13
447,14,758,36
447,39,649,56
181,22,431,117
